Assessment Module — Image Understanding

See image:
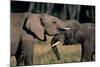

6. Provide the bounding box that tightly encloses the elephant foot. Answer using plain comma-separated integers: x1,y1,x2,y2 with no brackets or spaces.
15,41,25,66
16,54,25,66
80,56,93,62
24,56,33,66
15,48,33,66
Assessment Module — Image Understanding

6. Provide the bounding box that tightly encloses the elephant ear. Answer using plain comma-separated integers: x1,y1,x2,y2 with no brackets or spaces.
25,14,45,40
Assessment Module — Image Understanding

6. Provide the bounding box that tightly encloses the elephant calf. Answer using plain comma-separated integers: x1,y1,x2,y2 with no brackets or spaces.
51,20,95,62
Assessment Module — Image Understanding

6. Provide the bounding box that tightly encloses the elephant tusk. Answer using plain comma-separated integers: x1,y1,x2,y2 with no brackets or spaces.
52,41,60,47
63,27,70,30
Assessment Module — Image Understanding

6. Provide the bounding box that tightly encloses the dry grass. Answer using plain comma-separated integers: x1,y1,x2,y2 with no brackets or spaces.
11,36,81,66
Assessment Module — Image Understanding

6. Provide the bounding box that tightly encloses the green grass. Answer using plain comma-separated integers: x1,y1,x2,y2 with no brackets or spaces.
11,36,81,66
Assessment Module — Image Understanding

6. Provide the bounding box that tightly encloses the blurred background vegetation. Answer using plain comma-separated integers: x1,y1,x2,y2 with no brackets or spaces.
11,1,95,23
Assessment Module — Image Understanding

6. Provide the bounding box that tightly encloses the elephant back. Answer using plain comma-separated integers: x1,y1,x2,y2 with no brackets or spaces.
11,12,30,28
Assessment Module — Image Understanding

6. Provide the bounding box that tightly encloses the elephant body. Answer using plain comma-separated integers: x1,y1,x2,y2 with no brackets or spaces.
11,13,27,56
80,23,95,61
51,20,95,62
11,13,67,66
11,13,34,65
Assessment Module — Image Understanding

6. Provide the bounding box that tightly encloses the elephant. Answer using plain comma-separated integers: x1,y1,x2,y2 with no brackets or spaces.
51,20,95,62
11,12,68,66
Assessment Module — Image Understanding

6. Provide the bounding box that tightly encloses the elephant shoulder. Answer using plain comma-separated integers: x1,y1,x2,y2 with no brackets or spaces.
80,23,95,40
81,23,95,30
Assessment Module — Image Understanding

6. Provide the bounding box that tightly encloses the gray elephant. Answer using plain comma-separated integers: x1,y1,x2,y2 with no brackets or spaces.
11,13,67,66
51,20,95,62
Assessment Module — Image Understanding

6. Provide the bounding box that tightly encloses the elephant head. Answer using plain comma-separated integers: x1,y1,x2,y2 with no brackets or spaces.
63,20,95,45
63,20,84,45
24,13,67,40
51,20,83,60
51,20,83,47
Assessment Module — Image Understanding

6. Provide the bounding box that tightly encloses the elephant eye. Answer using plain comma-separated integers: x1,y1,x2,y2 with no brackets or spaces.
53,21,56,24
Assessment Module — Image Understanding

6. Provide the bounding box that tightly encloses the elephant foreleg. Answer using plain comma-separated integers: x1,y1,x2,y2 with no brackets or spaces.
15,32,34,66
80,40,94,62
15,40,25,66
91,51,95,61
22,32,34,65
22,39,34,65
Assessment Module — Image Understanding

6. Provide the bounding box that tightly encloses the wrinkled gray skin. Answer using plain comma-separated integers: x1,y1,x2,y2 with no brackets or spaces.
51,20,95,62
11,13,66,66
11,13,34,66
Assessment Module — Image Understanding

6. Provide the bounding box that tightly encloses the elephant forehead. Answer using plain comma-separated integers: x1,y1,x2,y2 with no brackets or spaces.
65,20,80,27
44,15,66,28
65,23,80,30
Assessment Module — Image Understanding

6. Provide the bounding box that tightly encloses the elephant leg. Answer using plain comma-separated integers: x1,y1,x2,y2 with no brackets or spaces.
80,41,93,62
80,51,93,62
51,38,60,60
15,40,25,66
21,32,34,65
91,51,95,61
